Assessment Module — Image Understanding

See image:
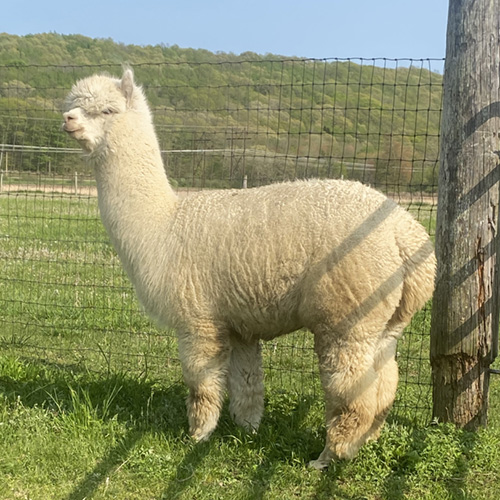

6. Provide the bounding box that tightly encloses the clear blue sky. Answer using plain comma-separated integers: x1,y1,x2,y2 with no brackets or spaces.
4,0,448,60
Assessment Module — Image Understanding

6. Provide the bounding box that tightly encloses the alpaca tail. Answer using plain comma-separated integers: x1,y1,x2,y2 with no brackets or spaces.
393,221,436,325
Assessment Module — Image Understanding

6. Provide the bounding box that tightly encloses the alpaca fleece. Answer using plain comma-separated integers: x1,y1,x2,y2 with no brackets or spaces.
63,69,436,469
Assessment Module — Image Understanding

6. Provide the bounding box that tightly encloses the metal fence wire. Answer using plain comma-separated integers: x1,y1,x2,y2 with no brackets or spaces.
0,59,443,422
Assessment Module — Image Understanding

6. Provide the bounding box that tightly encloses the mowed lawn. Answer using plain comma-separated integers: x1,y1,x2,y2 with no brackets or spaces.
0,192,499,500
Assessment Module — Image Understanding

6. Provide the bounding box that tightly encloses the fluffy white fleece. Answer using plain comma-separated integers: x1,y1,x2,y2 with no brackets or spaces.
63,68,435,469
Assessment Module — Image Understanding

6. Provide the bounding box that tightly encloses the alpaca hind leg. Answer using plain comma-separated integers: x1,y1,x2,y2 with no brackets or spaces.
227,334,264,432
367,335,400,441
367,356,398,442
310,332,379,470
178,330,231,442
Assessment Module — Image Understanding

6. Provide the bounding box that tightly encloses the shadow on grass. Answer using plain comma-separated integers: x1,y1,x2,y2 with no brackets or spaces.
0,356,188,499
1,357,326,499
152,390,323,500
303,411,482,500
5,356,478,500
65,429,142,500
230,392,322,499
160,439,215,500
60,379,190,500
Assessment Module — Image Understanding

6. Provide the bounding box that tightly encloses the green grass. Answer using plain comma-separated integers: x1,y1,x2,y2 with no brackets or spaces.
1,192,499,499
1,356,499,499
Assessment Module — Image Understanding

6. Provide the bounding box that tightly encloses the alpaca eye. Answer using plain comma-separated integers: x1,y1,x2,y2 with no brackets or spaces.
102,109,113,115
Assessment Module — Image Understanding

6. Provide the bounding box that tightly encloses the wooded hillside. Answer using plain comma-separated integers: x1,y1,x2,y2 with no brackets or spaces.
0,33,443,192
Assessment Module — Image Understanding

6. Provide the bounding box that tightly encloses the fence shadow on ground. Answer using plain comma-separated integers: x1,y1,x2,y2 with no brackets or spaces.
0,357,323,499
159,393,321,500
2,354,477,500
382,424,479,500
0,357,185,499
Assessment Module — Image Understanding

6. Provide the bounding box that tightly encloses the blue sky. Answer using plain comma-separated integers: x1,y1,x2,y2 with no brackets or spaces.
4,0,448,60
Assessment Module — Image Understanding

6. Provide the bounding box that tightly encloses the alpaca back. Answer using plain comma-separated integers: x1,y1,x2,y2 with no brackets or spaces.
157,179,434,338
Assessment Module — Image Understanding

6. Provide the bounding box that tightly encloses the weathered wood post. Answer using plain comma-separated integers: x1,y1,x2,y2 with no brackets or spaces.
430,0,500,428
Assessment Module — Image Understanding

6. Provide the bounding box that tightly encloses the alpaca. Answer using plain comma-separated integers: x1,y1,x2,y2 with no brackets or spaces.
63,68,435,469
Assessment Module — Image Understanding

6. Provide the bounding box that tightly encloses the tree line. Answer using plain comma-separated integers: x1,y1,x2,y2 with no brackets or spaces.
0,33,443,192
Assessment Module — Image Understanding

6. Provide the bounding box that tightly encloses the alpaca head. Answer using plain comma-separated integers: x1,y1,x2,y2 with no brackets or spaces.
63,68,150,153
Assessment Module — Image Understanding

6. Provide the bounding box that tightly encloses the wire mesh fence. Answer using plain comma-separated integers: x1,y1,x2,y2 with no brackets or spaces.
0,58,443,422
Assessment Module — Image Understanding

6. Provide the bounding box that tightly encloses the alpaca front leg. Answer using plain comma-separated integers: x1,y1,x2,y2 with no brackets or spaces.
186,381,225,442
178,331,231,442
227,334,264,432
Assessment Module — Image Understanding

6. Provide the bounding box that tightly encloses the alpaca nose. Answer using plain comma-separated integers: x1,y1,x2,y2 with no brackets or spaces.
62,110,81,133
63,111,75,123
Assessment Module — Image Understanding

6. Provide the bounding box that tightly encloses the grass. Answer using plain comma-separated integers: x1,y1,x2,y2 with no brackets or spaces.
1,191,499,499
1,356,499,499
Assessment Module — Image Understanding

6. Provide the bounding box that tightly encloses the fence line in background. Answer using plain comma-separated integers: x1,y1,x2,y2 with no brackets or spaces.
0,58,443,422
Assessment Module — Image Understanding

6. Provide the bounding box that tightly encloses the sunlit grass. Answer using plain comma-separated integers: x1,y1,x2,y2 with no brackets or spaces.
1,356,499,499
2,193,498,499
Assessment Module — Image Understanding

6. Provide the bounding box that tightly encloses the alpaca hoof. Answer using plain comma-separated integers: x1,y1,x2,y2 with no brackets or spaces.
309,446,336,470
308,458,330,471
237,417,261,434
230,402,263,433
190,428,214,443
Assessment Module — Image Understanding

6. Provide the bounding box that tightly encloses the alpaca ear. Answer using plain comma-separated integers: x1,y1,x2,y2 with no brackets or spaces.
120,68,136,107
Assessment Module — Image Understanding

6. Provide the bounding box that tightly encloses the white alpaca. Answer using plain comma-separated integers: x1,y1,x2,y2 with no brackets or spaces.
63,69,435,469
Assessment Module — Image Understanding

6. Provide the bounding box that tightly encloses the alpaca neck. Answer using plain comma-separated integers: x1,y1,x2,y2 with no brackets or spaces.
91,113,178,294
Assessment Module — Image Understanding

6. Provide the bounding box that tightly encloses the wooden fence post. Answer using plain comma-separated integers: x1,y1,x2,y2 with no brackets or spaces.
430,0,500,429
